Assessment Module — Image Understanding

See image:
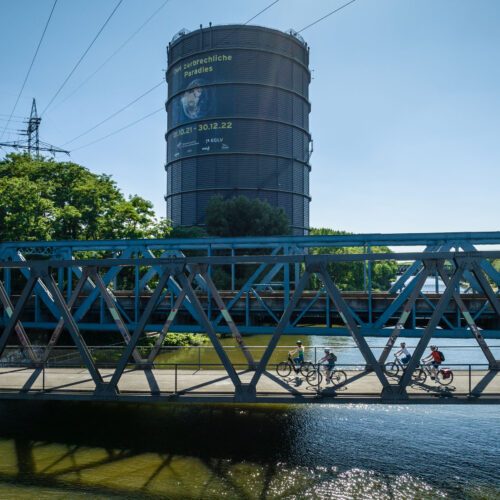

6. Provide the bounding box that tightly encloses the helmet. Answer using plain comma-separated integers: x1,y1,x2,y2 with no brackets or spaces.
430,345,437,350
296,340,302,345
324,348,330,354
400,342,406,347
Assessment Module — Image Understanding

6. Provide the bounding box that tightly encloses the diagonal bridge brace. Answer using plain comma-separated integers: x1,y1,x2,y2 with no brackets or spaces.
436,262,498,368
197,265,255,368
2,266,108,391
146,271,196,364
378,265,432,365
314,262,392,393
397,261,464,395
103,265,246,398
248,261,392,396
466,261,500,396
0,279,39,363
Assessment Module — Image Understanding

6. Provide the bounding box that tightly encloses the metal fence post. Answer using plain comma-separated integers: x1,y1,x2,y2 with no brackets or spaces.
469,364,472,396
175,363,177,394
198,346,201,370
43,364,45,392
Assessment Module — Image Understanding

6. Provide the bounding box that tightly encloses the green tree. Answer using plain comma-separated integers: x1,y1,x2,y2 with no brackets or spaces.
0,153,171,242
0,176,53,241
170,225,208,239
206,195,290,237
309,228,397,291
204,196,290,288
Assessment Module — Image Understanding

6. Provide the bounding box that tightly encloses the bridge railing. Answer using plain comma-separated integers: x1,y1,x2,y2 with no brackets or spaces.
0,360,497,400
0,246,499,402
2,344,499,369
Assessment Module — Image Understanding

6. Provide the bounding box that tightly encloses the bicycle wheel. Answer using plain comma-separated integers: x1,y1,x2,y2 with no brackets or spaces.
437,370,454,386
306,369,322,386
412,368,427,384
300,361,315,377
276,362,292,378
384,362,399,378
330,370,347,386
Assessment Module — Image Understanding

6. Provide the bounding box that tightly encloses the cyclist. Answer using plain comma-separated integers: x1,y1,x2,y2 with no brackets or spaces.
394,342,411,366
318,348,337,384
289,340,305,369
422,345,443,380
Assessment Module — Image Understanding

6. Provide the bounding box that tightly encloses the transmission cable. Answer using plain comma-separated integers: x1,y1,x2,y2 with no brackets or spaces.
53,0,172,109
62,81,163,146
297,0,357,33
67,1,281,152
244,0,280,25
71,107,163,152
0,0,58,139
41,0,123,116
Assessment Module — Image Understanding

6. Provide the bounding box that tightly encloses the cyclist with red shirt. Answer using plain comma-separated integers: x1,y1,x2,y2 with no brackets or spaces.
422,345,444,380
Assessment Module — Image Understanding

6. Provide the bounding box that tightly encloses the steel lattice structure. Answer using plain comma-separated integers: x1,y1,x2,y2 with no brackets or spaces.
0,232,499,403
1,232,500,338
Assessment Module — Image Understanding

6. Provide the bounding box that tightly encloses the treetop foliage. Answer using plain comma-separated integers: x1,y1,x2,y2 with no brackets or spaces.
206,195,290,237
309,227,398,291
0,154,171,242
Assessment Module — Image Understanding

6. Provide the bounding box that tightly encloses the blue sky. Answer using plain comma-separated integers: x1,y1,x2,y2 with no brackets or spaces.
1,0,499,233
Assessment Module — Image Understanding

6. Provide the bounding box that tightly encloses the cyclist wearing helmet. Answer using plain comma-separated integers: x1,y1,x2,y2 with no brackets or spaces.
395,342,411,365
422,345,443,379
289,340,305,367
318,348,337,384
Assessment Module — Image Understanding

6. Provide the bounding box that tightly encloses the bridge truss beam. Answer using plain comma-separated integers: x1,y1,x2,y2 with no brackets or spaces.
0,243,499,403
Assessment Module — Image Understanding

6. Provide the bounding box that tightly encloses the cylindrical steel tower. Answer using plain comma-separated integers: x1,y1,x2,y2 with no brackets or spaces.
165,24,311,234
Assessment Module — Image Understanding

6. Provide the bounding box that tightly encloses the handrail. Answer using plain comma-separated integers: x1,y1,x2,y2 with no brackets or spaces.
0,361,497,400
2,230,500,250
1,250,500,268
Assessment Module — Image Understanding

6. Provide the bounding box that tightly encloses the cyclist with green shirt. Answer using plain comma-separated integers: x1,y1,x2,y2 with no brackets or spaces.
289,340,304,367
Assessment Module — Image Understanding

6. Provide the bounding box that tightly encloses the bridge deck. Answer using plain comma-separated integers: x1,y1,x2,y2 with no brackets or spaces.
0,367,498,404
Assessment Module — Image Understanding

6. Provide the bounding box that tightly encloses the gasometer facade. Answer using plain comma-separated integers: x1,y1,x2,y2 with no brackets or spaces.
165,24,311,234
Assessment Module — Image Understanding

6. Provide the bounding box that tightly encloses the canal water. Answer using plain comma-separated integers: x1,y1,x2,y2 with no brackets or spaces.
156,335,500,368
0,337,498,498
0,401,498,498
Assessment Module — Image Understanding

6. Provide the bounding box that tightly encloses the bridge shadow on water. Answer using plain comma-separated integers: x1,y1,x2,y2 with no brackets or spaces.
0,400,498,499
0,400,301,498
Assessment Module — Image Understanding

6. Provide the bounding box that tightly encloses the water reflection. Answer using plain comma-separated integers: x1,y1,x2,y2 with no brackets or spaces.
0,401,498,499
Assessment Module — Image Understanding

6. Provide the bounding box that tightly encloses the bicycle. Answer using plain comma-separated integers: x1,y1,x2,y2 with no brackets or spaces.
306,363,347,387
276,353,314,378
384,355,411,378
412,362,454,386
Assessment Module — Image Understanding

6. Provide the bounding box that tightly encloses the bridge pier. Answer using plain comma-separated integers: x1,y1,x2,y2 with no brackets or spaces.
234,384,257,402
381,385,408,401
94,383,118,397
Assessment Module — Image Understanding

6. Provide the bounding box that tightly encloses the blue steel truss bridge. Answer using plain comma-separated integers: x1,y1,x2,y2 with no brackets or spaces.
0,231,499,404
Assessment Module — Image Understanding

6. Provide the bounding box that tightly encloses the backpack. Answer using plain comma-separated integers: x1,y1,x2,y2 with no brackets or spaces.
330,353,337,362
437,351,445,362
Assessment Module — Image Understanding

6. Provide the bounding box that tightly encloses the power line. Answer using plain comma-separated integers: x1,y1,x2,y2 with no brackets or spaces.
297,0,357,33
0,117,26,124
244,0,280,25
53,0,172,110
41,0,124,116
71,107,163,152
62,81,163,146
0,99,69,157
67,1,281,153
0,0,58,140
0,113,31,119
